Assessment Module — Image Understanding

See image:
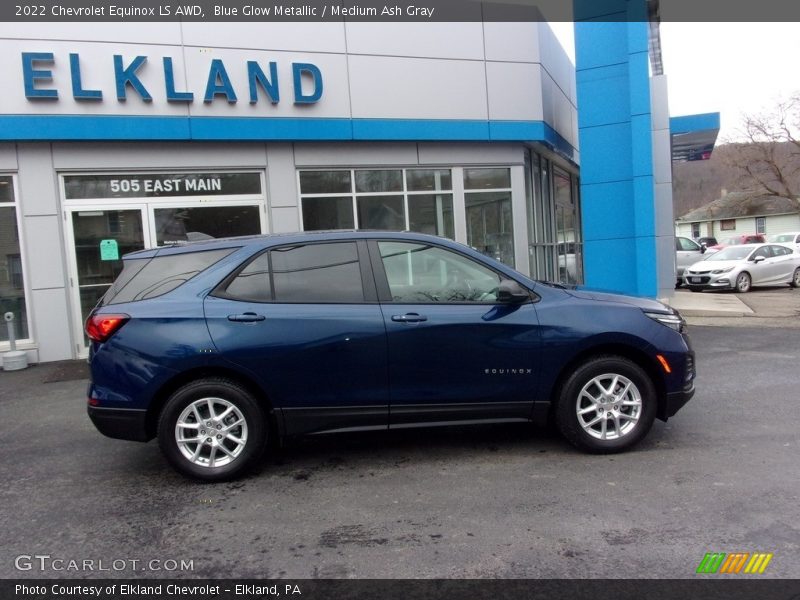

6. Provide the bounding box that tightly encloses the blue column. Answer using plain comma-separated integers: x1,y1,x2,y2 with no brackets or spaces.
574,1,657,297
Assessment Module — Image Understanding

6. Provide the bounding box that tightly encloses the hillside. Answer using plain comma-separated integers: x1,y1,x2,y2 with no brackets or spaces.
672,142,800,218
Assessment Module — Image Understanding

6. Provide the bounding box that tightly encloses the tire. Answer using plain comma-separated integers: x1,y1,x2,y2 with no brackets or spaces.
554,356,657,454
735,272,751,293
157,378,267,482
791,268,800,289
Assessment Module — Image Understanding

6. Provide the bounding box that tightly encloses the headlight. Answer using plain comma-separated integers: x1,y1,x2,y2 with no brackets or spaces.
644,311,685,332
711,267,734,274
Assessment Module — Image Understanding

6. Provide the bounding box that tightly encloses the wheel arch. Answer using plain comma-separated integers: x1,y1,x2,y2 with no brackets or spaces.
547,343,668,421
145,365,278,441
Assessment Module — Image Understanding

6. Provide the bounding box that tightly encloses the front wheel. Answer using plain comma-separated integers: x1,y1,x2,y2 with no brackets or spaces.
735,272,751,293
157,378,268,482
554,356,657,453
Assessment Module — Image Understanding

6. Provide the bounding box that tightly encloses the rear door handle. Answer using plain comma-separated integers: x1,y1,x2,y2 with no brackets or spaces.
228,313,266,322
391,313,428,323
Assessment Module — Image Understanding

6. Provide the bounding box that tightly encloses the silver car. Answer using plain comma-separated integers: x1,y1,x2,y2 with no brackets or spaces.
683,243,800,293
675,236,706,287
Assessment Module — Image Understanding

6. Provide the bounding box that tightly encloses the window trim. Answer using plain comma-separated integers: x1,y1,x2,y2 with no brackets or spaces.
212,240,377,304
367,239,534,305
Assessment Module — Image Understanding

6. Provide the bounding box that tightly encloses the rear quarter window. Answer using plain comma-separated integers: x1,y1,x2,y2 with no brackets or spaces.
103,248,235,305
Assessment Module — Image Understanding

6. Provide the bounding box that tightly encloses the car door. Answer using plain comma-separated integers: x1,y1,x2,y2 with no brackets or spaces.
370,239,542,427
204,240,389,435
766,244,796,282
748,245,776,285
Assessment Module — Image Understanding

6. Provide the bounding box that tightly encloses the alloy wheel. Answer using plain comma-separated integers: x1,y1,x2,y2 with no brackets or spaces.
575,373,642,441
174,397,249,468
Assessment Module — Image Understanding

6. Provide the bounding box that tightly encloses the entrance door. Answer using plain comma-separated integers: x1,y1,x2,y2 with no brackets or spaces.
67,207,148,355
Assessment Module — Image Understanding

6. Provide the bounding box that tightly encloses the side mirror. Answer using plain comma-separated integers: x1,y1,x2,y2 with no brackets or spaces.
700,244,707,254
753,256,766,263
497,279,530,303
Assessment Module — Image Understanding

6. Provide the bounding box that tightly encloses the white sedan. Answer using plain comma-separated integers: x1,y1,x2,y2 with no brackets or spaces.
683,243,800,293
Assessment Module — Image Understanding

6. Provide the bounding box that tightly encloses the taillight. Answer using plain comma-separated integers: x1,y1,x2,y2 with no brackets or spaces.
85,314,130,343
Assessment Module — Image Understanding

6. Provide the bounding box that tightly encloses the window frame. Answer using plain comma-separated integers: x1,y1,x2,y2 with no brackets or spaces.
367,239,534,305
212,240,377,304
298,168,455,238
720,219,736,231
0,174,33,348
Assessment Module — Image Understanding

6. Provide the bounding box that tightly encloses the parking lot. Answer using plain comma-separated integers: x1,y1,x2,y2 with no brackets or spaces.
1,324,799,580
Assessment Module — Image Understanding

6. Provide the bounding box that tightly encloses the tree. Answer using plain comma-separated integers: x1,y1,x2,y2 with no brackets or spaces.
723,93,800,210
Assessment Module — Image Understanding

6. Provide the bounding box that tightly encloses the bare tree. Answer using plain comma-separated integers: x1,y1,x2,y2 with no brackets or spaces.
723,94,800,210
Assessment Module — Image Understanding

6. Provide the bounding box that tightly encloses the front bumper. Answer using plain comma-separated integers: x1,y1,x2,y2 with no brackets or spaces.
683,273,735,290
88,405,150,442
662,384,696,419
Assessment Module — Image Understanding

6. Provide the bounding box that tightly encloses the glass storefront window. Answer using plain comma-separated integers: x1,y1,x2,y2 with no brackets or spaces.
464,168,512,190
0,176,29,342
299,168,455,238
154,206,260,245
463,168,514,267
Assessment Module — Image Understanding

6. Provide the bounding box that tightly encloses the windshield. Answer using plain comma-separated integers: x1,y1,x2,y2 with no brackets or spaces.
707,246,753,261
769,234,795,243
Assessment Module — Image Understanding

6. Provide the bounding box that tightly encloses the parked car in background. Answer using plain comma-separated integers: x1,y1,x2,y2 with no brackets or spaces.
85,231,696,481
695,236,718,248
707,234,766,253
768,231,800,252
683,243,800,293
675,236,706,287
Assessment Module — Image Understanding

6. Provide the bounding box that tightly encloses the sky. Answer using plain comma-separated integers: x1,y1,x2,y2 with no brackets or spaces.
549,22,800,142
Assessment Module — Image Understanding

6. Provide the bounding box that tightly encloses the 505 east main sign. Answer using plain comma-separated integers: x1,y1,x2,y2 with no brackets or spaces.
21,52,324,105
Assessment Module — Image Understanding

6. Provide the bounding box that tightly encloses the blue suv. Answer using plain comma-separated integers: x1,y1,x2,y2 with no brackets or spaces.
86,231,695,481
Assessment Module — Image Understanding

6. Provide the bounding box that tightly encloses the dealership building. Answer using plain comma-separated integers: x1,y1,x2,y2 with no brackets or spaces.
0,3,719,364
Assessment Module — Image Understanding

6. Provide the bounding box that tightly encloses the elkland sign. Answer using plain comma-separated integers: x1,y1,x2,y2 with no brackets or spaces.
21,52,324,105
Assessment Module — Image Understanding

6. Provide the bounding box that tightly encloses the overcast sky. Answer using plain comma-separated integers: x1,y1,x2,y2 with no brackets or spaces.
550,22,800,141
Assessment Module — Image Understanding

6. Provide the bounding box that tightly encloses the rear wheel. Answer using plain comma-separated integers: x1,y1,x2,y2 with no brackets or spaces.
735,272,751,293
157,378,267,482
555,356,657,453
791,268,800,288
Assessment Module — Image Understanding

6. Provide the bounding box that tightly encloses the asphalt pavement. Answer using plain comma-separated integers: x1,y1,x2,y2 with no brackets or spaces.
1,322,799,579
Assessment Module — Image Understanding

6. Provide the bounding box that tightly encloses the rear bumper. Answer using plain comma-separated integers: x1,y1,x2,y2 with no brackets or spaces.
87,405,150,442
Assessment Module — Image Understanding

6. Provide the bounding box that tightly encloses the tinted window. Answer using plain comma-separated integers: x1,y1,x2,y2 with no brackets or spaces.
224,253,272,302
378,241,501,303
772,245,790,256
105,248,234,304
677,237,699,251
751,246,771,260
271,243,364,303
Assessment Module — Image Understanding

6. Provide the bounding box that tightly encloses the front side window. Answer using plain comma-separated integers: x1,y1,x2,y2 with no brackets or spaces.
378,241,501,303
271,242,364,303
299,169,454,239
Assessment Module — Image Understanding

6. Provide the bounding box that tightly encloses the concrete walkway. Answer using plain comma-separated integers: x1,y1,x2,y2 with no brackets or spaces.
664,287,800,328
665,289,753,317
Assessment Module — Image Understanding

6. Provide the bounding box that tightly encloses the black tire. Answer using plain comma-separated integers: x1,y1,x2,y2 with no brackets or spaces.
554,356,657,454
157,378,268,482
791,268,800,289
735,271,751,293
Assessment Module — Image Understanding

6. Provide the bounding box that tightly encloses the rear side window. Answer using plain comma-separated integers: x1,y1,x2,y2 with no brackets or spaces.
104,248,234,305
271,242,364,303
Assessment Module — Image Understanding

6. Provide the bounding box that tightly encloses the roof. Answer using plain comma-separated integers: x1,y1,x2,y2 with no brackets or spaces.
677,192,800,222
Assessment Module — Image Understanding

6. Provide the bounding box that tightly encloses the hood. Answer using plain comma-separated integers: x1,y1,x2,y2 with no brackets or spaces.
686,259,740,271
563,287,671,312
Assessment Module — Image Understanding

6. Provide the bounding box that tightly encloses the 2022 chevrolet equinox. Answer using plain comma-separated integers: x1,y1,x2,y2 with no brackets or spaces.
86,231,695,481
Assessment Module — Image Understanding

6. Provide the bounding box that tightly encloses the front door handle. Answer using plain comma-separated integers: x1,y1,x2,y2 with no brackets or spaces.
228,312,266,322
391,313,428,323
